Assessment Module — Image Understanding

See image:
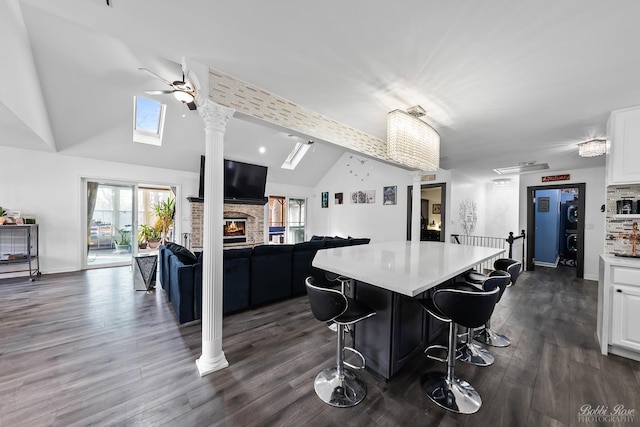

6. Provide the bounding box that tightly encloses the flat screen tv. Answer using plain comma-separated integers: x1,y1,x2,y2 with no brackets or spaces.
199,156,268,202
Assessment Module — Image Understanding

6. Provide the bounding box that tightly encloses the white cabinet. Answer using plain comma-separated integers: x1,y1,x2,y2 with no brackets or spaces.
611,284,640,352
598,255,640,361
607,106,640,185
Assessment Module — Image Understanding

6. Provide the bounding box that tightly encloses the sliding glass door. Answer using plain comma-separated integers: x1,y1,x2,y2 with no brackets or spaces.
85,181,135,268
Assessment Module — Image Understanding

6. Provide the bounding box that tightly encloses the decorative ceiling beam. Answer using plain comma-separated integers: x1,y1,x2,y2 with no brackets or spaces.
208,68,410,169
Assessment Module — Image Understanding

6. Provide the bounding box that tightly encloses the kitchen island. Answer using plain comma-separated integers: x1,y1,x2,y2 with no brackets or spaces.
313,241,505,379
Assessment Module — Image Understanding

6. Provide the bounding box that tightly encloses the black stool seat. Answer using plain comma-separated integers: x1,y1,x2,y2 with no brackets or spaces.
494,258,522,287
464,270,487,285
306,276,375,408
417,285,500,414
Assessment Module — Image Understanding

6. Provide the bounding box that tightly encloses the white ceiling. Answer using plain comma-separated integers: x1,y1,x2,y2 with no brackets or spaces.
6,0,640,183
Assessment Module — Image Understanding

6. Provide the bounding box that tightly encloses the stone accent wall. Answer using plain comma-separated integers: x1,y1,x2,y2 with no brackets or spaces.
189,199,265,251
605,184,640,254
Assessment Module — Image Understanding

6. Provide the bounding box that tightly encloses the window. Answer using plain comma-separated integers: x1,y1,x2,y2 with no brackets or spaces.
133,96,166,146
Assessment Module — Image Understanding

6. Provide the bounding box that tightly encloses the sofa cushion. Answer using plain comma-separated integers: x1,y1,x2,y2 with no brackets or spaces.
166,242,198,265
223,248,252,314
250,244,294,307
292,240,327,295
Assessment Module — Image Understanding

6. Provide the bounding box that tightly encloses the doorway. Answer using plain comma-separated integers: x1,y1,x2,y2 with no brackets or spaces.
268,195,307,244
526,183,585,278
84,179,175,269
406,183,446,241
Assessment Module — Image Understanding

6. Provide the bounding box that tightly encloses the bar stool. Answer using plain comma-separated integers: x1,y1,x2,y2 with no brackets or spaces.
305,276,376,407
463,270,512,348
466,259,521,347
494,258,522,288
451,272,510,365
417,285,501,414
324,272,352,332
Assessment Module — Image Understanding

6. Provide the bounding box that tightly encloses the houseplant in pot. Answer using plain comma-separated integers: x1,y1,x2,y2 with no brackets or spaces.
113,228,131,253
152,197,175,243
139,223,161,249
0,206,6,225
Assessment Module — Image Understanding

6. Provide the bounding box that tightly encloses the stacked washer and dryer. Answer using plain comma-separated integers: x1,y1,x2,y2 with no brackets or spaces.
560,198,578,266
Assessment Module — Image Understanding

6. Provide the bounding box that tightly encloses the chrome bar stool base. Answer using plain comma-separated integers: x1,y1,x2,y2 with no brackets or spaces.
474,327,511,347
458,341,495,367
314,367,366,407
421,371,482,414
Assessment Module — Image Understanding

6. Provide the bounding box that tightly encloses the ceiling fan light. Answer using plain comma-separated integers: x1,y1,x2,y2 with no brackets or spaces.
173,90,194,104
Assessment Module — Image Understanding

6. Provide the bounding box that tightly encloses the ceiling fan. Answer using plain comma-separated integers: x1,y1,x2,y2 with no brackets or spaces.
139,67,197,111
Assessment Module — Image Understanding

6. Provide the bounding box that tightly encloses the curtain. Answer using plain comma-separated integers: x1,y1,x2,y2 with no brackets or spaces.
87,181,99,251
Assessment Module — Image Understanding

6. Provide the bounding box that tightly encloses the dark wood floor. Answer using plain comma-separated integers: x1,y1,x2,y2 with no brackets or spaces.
1,265,639,427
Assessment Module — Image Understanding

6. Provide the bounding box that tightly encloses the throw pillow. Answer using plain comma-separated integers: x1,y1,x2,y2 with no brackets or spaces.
166,242,198,265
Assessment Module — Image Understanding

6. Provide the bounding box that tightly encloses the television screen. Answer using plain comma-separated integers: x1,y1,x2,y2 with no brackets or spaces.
199,156,268,202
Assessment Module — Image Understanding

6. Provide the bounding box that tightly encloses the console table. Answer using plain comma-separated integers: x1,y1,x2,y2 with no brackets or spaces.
313,241,505,379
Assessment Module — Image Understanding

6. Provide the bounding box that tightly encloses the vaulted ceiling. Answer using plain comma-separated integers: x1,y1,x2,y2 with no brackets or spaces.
5,0,639,183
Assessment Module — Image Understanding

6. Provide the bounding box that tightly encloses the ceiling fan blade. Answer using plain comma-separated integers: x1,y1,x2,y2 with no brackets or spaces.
138,68,173,86
145,90,173,95
187,101,197,111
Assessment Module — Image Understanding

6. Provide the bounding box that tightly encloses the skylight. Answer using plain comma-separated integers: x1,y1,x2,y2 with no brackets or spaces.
281,141,312,170
133,96,166,146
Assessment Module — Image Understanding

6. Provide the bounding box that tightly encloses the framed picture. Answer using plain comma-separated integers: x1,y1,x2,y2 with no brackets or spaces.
383,186,397,205
321,192,329,208
432,204,441,214
366,190,375,204
335,193,343,205
350,192,358,204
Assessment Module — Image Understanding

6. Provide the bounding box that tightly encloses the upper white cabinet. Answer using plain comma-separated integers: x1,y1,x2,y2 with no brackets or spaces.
607,106,640,185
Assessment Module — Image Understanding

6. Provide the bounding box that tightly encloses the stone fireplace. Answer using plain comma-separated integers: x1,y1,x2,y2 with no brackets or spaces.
188,198,265,251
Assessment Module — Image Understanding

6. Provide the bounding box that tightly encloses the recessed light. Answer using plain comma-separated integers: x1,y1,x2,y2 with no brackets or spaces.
259,147,266,154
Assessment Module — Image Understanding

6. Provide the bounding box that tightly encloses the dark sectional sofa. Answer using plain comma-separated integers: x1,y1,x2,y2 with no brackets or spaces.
158,236,369,324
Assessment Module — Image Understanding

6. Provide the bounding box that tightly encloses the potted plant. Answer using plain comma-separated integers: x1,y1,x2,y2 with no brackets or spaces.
152,197,175,243
113,227,131,253
137,227,148,249
139,223,161,249
0,206,6,226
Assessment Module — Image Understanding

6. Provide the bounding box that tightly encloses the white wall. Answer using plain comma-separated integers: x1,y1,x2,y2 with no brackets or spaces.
518,166,606,281
484,176,521,238
449,170,487,237
0,146,199,274
308,153,414,242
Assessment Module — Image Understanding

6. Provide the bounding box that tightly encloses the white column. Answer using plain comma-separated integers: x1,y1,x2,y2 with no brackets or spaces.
196,100,235,376
411,173,422,242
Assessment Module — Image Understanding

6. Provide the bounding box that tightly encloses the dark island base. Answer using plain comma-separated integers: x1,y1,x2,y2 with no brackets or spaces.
352,280,450,380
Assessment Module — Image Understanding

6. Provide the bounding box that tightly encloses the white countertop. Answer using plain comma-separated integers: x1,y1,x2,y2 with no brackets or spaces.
313,241,505,297
600,253,640,266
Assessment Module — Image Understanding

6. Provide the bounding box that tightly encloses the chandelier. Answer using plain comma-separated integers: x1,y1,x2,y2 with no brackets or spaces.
387,105,440,171
577,139,606,157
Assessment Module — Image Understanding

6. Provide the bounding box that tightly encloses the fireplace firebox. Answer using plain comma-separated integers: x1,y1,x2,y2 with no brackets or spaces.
223,218,247,243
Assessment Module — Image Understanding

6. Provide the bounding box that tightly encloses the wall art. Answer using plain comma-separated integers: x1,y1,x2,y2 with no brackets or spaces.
350,190,375,204
321,192,329,208
383,186,397,205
